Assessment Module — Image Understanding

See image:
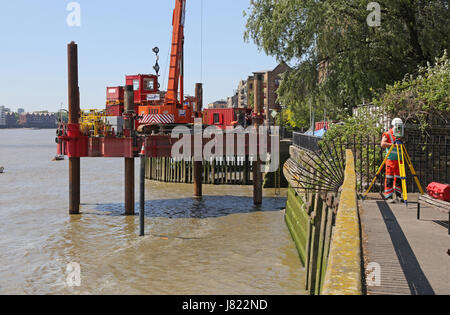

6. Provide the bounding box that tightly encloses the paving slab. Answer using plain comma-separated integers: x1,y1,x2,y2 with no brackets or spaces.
360,195,449,295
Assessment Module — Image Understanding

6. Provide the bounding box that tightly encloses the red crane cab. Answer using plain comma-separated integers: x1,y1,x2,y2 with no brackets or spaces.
136,93,195,126
125,74,160,104
128,73,195,126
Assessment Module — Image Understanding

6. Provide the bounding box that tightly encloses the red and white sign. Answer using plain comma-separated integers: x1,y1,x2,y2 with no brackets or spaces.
139,114,175,125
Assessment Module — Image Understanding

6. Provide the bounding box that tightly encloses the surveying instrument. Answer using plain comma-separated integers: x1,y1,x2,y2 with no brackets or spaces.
363,119,424,205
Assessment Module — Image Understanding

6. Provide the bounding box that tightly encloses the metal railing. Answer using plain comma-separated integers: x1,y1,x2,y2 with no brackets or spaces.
343,136,450,193
293,132,321,152
293,133,450,193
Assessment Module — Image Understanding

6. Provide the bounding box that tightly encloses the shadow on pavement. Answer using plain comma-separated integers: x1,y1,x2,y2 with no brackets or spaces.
376,201,435,295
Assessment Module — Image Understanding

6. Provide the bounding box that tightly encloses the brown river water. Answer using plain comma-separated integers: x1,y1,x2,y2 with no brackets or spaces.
0,129,305,295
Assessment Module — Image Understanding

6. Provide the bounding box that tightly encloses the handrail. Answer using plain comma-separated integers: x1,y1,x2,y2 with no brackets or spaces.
292,132,320,152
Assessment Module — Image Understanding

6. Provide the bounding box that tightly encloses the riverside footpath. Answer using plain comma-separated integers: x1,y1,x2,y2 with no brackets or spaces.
361,194,449,295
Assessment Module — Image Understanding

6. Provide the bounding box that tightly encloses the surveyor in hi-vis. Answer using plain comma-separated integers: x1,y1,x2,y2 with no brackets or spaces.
381,118,404,202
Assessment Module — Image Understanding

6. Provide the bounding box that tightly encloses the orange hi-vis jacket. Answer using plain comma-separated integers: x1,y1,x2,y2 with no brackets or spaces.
382,129,402,161
383,128,403,198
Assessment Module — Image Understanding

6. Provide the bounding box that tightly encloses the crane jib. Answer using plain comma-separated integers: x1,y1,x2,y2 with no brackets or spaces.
181,0,186,27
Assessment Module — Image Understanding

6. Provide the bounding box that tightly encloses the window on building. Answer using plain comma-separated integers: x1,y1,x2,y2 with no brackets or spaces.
133,80,140,91
213,113,220,124
144,78,155,91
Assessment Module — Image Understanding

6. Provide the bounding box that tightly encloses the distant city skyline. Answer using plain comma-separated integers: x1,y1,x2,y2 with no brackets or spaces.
0,1,277,113
0,107,48,114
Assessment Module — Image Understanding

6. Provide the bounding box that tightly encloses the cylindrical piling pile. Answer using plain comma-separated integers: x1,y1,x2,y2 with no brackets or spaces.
124,85,135,215
140,151,146,236
253,73,263,205
194,83,203,199
68,41,81,215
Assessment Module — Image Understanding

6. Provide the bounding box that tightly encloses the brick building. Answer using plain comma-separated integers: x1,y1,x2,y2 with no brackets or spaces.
19,113,57,128
254,63,290,125
0,106,5,126
5,113,18,127
234,63,290,123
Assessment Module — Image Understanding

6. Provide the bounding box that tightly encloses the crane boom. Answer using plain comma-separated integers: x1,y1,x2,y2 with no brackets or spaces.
165,0,186,107
124,0,196,130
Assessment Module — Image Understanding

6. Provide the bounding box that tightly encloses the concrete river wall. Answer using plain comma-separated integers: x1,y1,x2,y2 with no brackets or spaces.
284,145,363,295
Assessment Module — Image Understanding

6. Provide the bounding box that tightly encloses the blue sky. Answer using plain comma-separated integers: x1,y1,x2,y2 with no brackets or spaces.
0,0,277,112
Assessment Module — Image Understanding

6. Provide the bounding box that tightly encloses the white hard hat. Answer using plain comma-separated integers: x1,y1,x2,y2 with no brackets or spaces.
391,118,403,126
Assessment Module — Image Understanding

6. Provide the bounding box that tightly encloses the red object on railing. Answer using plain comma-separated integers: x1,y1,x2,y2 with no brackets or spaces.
315,121,329,131
427,182,450,202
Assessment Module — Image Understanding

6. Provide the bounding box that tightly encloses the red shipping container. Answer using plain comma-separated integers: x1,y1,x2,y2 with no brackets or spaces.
426,182,450,202
106,104,124,117
203,108,251,128
106,86,124,101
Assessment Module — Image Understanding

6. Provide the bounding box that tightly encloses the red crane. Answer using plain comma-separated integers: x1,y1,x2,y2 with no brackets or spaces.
104,0,251,132
134,0,195,129
165,0,186,107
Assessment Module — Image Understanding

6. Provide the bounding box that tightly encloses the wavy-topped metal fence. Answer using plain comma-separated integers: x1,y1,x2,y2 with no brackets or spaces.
293,132,450,193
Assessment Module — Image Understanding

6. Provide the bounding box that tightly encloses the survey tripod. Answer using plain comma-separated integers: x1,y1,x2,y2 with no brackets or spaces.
363,140,424,205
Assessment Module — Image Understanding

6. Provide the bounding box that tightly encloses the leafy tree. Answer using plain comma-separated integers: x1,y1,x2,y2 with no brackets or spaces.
244,0,450,128
373,51,450,132
321,53,449,187
324,107,383,143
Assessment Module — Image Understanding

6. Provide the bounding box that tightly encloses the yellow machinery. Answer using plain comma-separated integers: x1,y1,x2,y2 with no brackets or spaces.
80,109,111,137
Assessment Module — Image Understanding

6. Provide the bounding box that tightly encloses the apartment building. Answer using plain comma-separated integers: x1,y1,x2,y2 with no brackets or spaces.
0,106,5,126
250,63,290,125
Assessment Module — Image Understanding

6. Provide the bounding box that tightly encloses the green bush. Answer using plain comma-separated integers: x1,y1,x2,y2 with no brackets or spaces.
373,51,450,133
322,107,385,191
